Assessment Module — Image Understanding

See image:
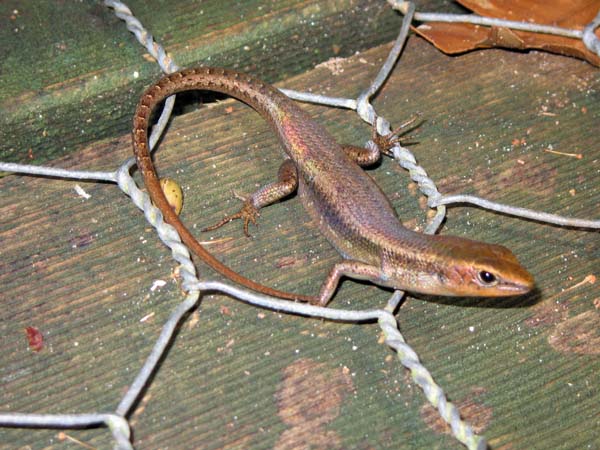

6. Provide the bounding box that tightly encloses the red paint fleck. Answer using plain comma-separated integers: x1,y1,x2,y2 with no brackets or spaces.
25,326,44,352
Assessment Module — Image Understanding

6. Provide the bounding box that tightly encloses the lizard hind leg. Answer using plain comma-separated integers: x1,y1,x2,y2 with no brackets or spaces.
202,195,259,237
202,159,299,237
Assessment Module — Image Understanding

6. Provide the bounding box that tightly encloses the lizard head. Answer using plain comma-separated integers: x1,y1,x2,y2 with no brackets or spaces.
382,234,535,297
426,235,535,297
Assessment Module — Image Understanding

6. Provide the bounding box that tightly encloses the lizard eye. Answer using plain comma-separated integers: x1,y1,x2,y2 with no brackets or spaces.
477,270,497,285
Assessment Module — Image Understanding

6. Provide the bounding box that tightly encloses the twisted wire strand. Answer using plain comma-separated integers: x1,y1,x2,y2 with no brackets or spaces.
432,194,600,229
115,160,203,417
411,12,582,39
389,0,600,57
106,416,134,450
378,312,487,450
103,0,179,75
116,161,197,283
582,9,600,55
0,162,117,182
0,412,118,428
100,8,207,421
0,413,133,450
355,2,447,236
104,0,178,152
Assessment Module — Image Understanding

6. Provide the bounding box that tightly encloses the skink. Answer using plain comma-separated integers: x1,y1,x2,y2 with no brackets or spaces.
133,67,534,305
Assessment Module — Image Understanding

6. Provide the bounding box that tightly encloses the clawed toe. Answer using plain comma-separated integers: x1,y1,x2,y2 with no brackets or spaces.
202,199,259,237
372,114,421,155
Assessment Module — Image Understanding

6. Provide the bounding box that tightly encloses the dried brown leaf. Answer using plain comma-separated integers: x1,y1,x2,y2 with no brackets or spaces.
414,0,600,66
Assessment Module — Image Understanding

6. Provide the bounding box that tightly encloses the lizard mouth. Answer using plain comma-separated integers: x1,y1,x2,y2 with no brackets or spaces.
496,278,535,295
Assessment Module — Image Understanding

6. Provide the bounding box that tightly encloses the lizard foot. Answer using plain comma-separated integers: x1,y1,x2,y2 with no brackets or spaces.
202,196,259,237
372,114,421,156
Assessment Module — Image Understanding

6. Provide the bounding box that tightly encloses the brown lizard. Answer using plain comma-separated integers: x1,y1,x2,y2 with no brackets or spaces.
132,67,534,305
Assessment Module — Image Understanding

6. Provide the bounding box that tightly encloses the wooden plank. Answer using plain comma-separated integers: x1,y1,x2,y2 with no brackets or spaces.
1,1,599,449
0,0,409,165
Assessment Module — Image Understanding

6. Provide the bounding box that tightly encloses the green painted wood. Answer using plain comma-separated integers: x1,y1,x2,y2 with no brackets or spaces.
1,1,599,449
0,0,408,166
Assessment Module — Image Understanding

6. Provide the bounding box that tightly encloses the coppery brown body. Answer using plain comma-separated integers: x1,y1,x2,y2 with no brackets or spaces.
133,68,534,305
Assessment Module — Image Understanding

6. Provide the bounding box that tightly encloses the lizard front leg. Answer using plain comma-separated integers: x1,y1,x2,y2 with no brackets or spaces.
203,159,298,237
316,260,390,306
